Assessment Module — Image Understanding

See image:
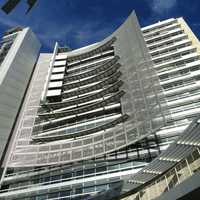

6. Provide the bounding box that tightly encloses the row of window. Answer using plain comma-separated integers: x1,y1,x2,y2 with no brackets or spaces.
156,57,199,74
142,20,176,35
148,35,187,51
5,160,140,194
154,49,194,65
159,63,200,81
151,42,191,59
143,23,179,40
146,30,183,45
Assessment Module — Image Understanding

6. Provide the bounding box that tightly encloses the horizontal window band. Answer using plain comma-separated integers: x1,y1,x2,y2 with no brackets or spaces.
34,107,121,132
41,80,123,111
63,63,121,90
65,56,120,82
39,90,125,119
66,37,116,62
32,114,129,142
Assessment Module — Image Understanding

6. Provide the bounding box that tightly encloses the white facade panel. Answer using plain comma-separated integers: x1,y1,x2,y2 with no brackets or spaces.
48,81,63,88
52,66,65,73
142,18,176,32
50,73,64,81
54,60,66,67
55,54,67,60
46,89,62,97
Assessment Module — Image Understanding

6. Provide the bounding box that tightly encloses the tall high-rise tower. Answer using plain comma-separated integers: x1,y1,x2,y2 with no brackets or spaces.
0,27,40,171
0,12,199,200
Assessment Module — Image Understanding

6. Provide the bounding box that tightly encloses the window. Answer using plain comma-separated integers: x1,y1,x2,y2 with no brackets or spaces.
84,168,95,175
62,173,72,179
96,166,107,173
96,184,108,191
84,186,95,193
60,190,71,197
48,192,59,198
76,170,83,176
75,187,83,194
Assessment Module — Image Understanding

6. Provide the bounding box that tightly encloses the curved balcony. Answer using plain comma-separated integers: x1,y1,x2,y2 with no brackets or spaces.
65,56,120,82
42,80,123,110
63,63,121,90
39,90,125,119
33,114,129,142
66,57,112,76
61,71,122,99
66,37,116,62
35,106,121,132
36,114,121,137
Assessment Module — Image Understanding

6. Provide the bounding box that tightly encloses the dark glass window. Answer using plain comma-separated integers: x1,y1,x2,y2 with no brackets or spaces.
84,168,95,175
48,192,59,198
84,186,95,193
96,184,108,191
62,173,72,179
44,176,50,182
75,187,83,194
51,175,60,182
76,170,83,176
60,190,71,197
36,195,47,200
96,166,107,173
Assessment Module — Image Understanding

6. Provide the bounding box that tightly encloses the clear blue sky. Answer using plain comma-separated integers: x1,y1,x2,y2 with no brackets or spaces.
0,0,200,52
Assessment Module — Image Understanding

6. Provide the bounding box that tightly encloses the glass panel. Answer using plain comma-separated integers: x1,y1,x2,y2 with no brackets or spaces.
62,173,72,179
84,168,95,175
96,184,108,192
76,170,83,176
108,164,119,171
36,195,47,200
96,166,107,173
120,162,132,169
75,187,83,194
48,192,59,198
60,190,71,197
84,186,95,193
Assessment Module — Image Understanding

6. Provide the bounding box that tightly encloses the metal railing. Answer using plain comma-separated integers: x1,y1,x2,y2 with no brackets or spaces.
121,147,200,200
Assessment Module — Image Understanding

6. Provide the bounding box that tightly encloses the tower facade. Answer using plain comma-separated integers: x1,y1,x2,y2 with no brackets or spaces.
142,18,200,149
0,12,199,200
0,27,41,169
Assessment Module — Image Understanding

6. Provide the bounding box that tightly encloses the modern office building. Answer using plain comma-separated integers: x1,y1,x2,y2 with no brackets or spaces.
0,11,199,200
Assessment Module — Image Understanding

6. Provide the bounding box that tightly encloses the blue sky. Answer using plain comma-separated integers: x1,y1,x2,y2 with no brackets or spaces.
0,0,200,52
